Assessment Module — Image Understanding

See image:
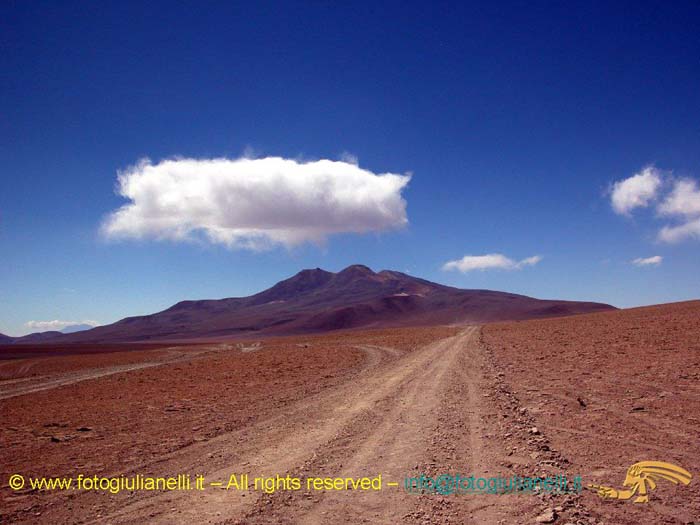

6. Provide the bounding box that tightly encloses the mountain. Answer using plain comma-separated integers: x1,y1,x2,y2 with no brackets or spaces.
40,264,614,344
12,331,64,343
3,325,97,344
60,323,97,334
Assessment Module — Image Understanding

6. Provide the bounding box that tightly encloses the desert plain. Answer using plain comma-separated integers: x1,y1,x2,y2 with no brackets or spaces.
1,302,699,524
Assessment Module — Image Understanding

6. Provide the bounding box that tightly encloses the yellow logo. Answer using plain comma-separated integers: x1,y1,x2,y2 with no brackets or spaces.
588,461,691,503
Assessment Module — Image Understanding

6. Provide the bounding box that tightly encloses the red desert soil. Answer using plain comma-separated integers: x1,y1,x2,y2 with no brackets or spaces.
1,303,698,524
2,326,462,522
483,300,700,525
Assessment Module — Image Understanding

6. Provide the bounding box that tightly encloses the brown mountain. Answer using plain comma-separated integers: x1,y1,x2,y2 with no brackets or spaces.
0,327,93,346
13,331,65,343
25,264,615,344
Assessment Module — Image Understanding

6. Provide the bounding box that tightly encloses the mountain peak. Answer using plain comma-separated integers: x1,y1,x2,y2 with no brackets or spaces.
338,264,374,275
251,267,333,304
296,267,333,277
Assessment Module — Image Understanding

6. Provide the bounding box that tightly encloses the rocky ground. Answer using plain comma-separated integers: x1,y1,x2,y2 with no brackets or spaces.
1,302,698,524
483,300,700,524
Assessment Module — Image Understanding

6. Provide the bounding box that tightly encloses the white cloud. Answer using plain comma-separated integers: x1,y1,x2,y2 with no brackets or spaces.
101,156,411,250
610,166,662,215
655,178,700,243
609,167,700,243
517,255,543,267
442,253,542,273
658,218,700,243
631,255,663,267
658,179,700,217
25,320,99,332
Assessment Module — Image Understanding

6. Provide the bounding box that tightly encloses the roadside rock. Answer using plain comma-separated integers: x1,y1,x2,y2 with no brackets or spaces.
535,508,557,523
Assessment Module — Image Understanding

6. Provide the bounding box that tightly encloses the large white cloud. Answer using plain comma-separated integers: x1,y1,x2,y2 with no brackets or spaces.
610,166,662,215
101,156,411,249
442,253,542,273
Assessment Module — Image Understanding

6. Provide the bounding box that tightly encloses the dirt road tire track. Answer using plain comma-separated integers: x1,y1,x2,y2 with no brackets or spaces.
67,329,485,524
252,327,482,524
6,326,575,524
0,346,233,400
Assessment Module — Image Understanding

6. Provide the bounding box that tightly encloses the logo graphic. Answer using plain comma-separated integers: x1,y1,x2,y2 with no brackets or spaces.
588,461,692,503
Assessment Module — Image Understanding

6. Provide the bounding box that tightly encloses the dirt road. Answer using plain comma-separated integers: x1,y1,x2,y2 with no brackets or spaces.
2,327,590,524
68,327,564,524
0,345,230,400
80,328,486,524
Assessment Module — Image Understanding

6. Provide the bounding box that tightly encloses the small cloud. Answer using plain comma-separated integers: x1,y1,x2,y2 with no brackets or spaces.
656,178,700,243
609,167,700,244
610,166,663,215
658,218,700,243
101,156,410,250
631,255,663,267
442,253,542,273
517,255,543,267
658,179,700,217
25,320,100,332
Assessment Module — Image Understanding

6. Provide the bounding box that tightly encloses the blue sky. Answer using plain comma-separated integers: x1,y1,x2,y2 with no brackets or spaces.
2,1,700,336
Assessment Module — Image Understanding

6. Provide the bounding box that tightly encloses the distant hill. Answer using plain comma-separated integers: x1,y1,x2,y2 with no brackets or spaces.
1,324,97,345
12,331,64,343
25,264,615,344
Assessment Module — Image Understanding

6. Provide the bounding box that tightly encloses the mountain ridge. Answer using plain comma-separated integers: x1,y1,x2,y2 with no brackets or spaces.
6,265,616,344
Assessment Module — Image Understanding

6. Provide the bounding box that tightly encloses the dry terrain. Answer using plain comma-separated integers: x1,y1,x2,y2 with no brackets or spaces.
1,302,698,524
484,300,700,524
